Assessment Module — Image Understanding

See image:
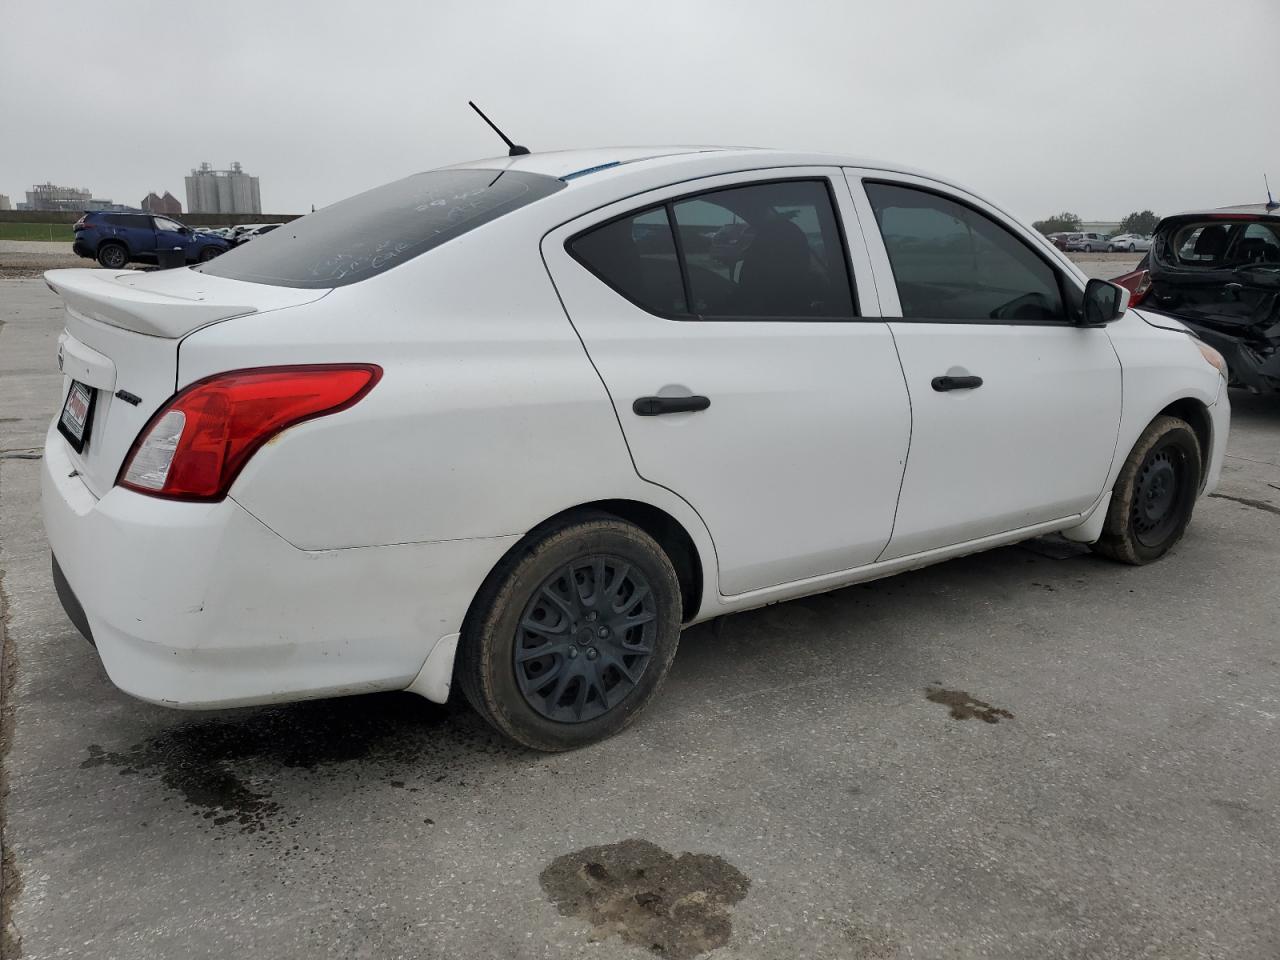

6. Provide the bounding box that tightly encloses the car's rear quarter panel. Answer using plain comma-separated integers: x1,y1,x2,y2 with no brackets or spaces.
178,216,719,605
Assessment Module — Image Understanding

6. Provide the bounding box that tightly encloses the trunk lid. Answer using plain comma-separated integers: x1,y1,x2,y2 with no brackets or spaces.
44,267,328,498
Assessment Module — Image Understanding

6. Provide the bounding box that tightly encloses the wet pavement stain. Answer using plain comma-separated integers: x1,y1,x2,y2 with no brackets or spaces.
1210,492,1280,517
926,687,1014,724
80,693,523,834
540,838,749,960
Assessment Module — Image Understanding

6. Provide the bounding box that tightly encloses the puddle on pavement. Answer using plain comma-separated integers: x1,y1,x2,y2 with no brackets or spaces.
80,693,522,834
540,838,749,960
925,687,1014,724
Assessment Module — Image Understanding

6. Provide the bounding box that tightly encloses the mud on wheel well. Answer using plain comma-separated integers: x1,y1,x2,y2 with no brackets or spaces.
560,500,703,623
487,500,702,624
1159,398,1212,491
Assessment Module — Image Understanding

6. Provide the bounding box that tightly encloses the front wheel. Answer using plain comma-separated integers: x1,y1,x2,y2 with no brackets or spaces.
1128,243,1137,252
198,246,223,262
1091,415,1202,565
456,515,683,751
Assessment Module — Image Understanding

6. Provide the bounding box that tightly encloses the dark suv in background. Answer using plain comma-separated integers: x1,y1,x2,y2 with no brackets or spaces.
72,212,230,269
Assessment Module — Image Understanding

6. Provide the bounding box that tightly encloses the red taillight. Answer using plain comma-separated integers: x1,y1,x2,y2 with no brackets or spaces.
117,364,382,501
1130,270,1152,306
74,218,91,230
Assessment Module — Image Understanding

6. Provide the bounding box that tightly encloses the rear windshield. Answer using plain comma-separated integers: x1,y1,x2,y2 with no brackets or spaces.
1157,218,1280,269
196,168,565,288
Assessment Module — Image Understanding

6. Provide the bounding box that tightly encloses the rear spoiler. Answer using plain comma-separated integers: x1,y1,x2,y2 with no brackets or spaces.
44,269,257,339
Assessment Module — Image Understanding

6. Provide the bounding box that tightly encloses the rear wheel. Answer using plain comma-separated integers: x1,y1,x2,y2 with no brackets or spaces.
1128,243,1137,252
1091,415,1202,565
96,243,127,269
456,515,682,751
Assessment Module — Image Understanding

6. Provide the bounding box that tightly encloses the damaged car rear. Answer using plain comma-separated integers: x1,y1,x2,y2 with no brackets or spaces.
1135,204,1280,393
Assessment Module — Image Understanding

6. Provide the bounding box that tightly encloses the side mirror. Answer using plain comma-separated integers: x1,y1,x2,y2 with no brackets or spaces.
1081,278,1129,326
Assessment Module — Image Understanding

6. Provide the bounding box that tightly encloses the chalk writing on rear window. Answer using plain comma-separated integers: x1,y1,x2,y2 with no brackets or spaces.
196,169,565,289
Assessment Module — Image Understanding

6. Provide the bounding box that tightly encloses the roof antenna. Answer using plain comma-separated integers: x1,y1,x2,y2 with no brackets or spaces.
1266,174,1278,212
468,101,530,157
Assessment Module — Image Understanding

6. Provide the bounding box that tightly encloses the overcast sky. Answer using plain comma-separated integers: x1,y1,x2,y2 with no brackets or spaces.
2,0,1277,223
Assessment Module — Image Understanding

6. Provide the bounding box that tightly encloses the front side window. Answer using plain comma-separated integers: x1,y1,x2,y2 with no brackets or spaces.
569,178,857,320
1240,222,1280,263
866,182,1066,323
154,217,182,232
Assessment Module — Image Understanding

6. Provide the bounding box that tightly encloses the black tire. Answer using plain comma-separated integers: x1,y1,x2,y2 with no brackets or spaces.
1091,415,1202,565
456,515,682,751
1128,243,1137,252
198,246,223,262
96,243,128,269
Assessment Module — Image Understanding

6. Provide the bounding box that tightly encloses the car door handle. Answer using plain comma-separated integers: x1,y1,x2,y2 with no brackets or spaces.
633,395,711,416
931,375,983,392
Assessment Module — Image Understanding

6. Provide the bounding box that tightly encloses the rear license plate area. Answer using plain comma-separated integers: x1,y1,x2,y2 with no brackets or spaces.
58,380,96,454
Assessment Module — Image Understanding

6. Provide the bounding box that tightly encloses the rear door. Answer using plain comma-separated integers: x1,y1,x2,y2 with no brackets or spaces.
543,168,911,596
850,171,1121,559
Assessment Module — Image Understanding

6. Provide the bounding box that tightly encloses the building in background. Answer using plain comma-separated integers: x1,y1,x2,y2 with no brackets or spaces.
185,162,261,214
141,191,182,215
0,194,11,211
18,183,125,212
1081,220,1122,236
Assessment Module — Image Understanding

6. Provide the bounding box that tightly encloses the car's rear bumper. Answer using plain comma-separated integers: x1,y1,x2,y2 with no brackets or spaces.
41,424,515,709
71,240,92,258
1186,325,1280,394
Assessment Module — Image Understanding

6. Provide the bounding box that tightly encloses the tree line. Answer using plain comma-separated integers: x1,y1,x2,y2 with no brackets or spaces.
1032,210,1160,237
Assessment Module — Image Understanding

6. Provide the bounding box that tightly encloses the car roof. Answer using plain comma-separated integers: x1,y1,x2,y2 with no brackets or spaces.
1164,202,1280,221
446,145,939,184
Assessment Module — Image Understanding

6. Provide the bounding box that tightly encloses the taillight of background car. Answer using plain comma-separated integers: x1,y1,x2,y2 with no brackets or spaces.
117,365,382,501
1111,266,1152,306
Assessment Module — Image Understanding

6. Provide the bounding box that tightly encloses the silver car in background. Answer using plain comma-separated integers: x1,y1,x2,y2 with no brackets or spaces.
1109,233,1153,253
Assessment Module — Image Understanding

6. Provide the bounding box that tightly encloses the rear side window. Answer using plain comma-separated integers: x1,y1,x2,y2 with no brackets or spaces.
197,169,565,288
569,178,857,320
865,182,1065,323
105,214,149,229
569,207,688,315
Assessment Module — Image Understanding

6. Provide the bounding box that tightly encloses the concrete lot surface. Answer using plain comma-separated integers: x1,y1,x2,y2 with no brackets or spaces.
1,277,1278,959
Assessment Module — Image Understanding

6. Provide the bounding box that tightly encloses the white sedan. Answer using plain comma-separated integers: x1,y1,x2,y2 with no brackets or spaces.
42,147,1229,750
1109,233,1153,252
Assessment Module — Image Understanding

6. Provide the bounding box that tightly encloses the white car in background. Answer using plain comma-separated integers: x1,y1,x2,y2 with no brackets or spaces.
232,223,285,245
41,147,1229,750
1109,233,1153,252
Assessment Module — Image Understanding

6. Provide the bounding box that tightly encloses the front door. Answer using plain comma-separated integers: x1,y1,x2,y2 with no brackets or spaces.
850,173,1122,559
152,216,193,261
543,170,912,596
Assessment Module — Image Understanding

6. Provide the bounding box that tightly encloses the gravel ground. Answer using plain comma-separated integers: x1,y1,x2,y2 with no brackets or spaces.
0,242,81,279
3,277,1279,958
